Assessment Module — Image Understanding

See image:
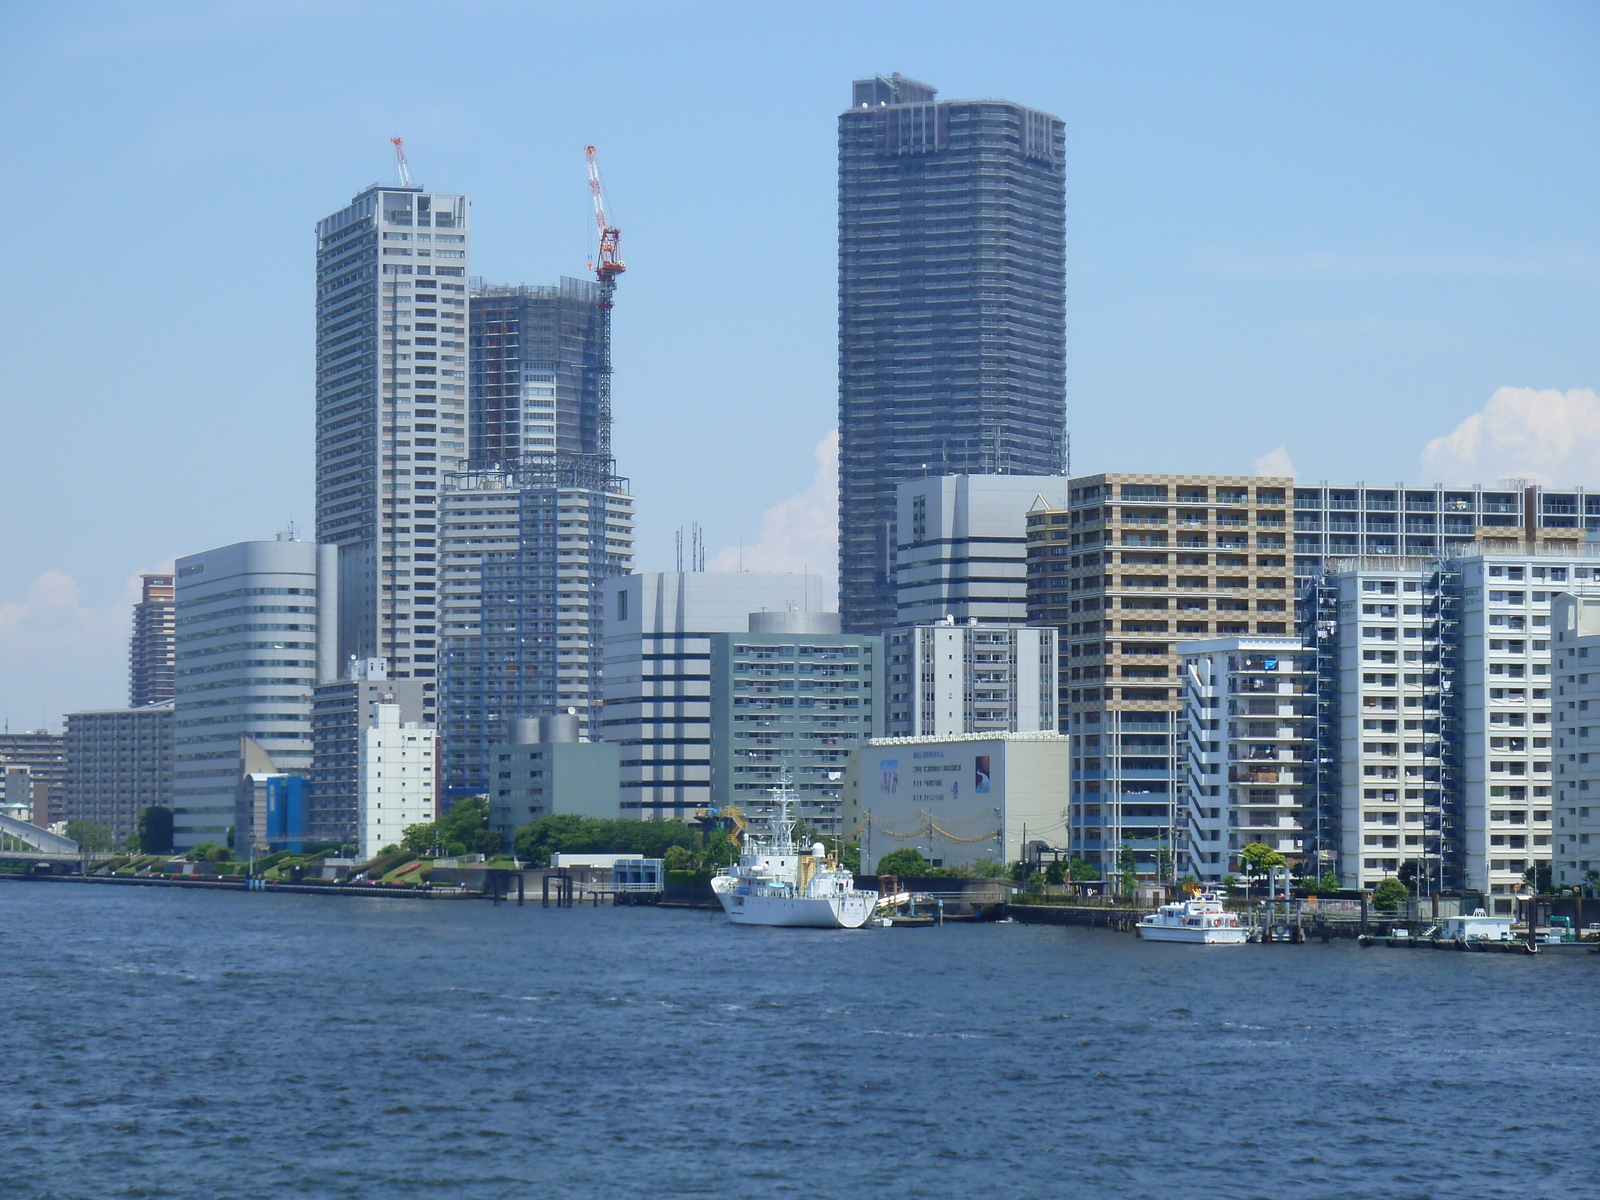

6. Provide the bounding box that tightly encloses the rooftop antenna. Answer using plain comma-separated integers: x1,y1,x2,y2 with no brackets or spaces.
391,137,413,187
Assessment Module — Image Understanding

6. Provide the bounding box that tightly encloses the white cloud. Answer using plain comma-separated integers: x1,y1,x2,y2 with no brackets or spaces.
707,430,838,601
1254,445,1296,477
1420,386,1600,486
0,568,163,726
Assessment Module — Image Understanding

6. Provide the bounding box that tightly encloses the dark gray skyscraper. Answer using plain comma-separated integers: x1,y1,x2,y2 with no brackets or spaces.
837,74,1066,633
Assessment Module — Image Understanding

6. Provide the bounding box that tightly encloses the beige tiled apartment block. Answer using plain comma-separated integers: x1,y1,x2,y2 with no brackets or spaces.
1024,473,1294,873
1027,473,1295,717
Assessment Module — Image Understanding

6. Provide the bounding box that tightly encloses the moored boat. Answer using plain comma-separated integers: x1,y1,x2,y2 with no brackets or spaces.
1136,890,1248,944
711,776,878,929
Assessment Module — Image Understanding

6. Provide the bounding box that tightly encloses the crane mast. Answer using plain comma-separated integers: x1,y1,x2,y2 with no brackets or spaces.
585,145,624,463
390,137,413,187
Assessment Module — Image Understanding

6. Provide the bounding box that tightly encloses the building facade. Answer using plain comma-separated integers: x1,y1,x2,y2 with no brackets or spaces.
172,538,337,850
130,573,176,708
838,74,1067,634
1551,593,1600,891
0,731,68,827
1290,482,1592,581
707,613,883,834
602,572,829,820
1026,473,1294,876
64,704,174,844
848,731,1071,874
1306,549,1599,906
309,663,426,848
1177,638,1314,883
357,704,437,859
316,182,470,711
467,279,608,472
487,715,621,845
438,465,634,798
894,474,1069,628
885,619,1056,739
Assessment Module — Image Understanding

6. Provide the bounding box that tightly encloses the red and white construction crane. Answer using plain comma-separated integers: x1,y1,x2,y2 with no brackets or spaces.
585,145,624,462
391,137,413,187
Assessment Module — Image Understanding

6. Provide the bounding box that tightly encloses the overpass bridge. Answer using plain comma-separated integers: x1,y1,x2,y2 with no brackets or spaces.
0,814,79,855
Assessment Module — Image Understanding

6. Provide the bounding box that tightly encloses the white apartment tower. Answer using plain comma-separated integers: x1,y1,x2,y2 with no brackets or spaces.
885,619,1057,738
316,181,470,716
1178,637,1315,882
1309,551,1600,905
1551,593,1600,891
357,704,437,859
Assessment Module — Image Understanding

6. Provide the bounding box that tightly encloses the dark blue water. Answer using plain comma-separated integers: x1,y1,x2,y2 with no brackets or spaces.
3,884,1593,1199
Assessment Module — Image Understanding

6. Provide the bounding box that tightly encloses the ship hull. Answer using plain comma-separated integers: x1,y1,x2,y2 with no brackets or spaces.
1136,923,1248,945
715,888,878,929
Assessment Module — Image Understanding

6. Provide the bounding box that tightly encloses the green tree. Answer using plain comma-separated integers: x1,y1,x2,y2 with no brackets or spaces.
830,839,861,874
875,847,932,877
662,844,694,871
703,828,737,869
1373,877,1409,911
1221,873,1240,898
966,857,1005,878
1238,842,1287,878
66,821,115,853
1523,860,1553,894
400,822,440,855
438,795,491,852
135,806,174,855
1156,846,1174,882
1117,843,1138,895
1025,870,1047,892
186,839,232,863
1044,859,1066,886
1069,858,1101,882
1306,870,1341,894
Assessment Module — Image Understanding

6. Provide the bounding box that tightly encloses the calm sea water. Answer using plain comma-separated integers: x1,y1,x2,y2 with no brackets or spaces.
3,883,1593,1199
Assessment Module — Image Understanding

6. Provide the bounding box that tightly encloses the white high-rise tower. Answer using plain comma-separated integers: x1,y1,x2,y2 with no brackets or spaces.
315,177,470,717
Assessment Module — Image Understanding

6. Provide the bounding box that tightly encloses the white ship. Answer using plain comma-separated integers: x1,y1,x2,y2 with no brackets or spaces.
1136,890,1248,944
711,778,878,929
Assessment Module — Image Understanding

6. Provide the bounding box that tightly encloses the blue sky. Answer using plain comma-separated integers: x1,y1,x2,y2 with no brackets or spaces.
2,0,1598,727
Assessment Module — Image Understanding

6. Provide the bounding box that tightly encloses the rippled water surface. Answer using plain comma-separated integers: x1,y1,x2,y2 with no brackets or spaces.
4,883,1594,1199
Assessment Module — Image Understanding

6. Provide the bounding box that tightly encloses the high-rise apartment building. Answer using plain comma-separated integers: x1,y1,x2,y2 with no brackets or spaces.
315,182,470,713
895,475,1068,628
0,731,67,826
707,612,883,833
885,619,1056,738
467,279,608,472
438,465,634,799
1177,637,1314,883
64,704,174,844
436,276,634,802
1290,483,1593,581
172,537,337,850
1026,473,1294,876
1304,551,1600,905
602,572,829,820
1551,593,1600,891
130,573,175,707
838,74,1066,633
309,662,426,848
357,704,436,859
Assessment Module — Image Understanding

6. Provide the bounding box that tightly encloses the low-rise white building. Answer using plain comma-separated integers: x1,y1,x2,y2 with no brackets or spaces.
1178,637,1314,882
884,619,1056,739
357,705,436,858
847,732,1070,873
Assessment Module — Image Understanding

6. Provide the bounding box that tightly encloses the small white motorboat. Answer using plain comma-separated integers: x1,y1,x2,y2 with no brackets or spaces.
1136,890,1248,944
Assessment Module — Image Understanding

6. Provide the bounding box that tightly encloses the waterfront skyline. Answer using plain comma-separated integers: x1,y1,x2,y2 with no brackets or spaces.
3,2,1598,724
